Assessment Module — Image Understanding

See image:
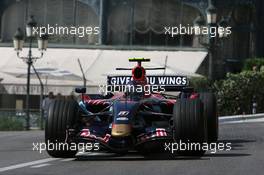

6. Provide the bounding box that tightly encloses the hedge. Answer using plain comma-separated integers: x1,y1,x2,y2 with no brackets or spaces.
189,76,212,92
0,117,24,131
190,70,264,116
213,71,264,116
243,58,264,71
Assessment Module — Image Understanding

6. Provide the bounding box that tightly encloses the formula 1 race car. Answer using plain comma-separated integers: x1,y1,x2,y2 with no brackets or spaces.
45,58,218,158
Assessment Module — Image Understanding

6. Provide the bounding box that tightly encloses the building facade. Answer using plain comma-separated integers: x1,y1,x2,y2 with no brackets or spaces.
0,0,263,77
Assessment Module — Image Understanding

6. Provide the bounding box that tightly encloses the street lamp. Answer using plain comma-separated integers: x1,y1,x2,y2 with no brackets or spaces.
13,16,48,130
13,28,24,51
26,15,37,37
38,32,48,51
218,17,229,38
193,15,205,35
206,0,217,80
193,0,229,80
206,0,217,25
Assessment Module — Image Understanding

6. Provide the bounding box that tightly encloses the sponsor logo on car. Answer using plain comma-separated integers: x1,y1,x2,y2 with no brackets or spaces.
108,76,188,86
118,111,130,116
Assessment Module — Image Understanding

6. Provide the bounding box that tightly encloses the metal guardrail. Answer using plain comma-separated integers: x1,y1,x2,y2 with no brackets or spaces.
219,113,264,123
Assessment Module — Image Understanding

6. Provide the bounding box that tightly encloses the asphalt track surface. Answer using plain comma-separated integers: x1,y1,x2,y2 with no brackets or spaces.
0,121,264,175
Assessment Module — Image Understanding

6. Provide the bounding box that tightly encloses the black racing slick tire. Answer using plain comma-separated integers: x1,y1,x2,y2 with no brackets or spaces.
173,99,207,156
199,93,218,143
45,100,79,158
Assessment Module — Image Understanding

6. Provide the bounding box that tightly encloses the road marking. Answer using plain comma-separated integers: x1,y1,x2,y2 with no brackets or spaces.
76,152,86,155
0,158,60,172
60,158,75,162
86,152,102,156
76,152,102,156
30,163,51,168
77,152,113,156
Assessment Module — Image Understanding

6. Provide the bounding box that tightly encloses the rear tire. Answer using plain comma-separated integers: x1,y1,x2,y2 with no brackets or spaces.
45,100,79,158
199,93,218,143
173,99,207,156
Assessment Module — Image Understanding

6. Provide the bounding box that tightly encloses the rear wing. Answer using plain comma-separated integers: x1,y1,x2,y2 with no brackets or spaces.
107,75,192,92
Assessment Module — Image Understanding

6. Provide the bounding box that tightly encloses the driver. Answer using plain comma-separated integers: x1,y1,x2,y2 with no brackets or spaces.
125,65,149,100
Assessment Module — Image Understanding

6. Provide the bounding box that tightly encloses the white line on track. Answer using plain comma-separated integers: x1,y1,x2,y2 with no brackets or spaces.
76,152,114,156
86,152,103,156
0,158,61,172
60,158,75,162
30,163,51,168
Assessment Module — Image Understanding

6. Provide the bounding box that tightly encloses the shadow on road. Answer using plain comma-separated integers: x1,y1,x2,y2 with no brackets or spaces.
73,139,254,161
218,139,256,151
219,139,256,144
199,139,254,157
75,151,250,161
204,153,251,157
74,152,208,161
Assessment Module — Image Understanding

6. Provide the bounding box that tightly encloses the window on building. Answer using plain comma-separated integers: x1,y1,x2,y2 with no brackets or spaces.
0,0,99,45
107,0,199,47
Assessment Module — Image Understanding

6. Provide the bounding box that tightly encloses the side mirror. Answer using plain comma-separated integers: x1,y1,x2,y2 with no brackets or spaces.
75,87,86,94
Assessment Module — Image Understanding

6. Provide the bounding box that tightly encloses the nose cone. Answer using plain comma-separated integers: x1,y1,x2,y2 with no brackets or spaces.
111,124,132,137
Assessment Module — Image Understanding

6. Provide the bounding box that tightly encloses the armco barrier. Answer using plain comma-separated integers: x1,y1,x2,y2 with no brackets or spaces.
219,113,264,123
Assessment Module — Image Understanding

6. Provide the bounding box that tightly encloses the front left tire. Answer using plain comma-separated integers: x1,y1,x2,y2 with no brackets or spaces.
173,98,207,156
199,92,218,143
